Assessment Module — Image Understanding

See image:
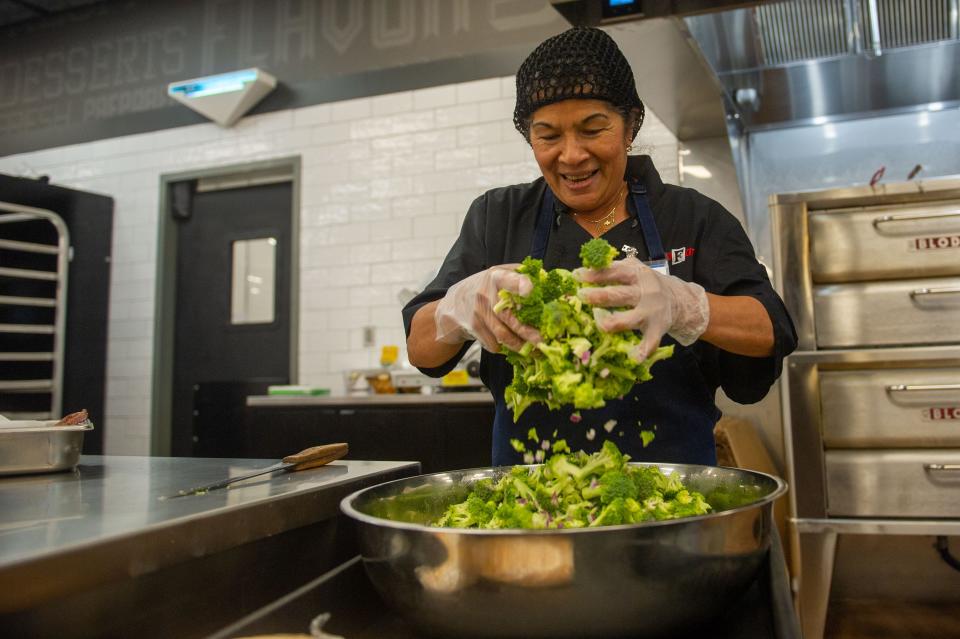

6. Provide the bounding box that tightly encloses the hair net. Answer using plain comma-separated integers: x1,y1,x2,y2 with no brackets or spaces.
514,27,644,141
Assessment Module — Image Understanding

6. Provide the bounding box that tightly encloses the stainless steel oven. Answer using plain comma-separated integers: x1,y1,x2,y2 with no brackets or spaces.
771,177,960,639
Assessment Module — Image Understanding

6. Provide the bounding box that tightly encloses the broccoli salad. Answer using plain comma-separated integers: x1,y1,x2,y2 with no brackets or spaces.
494,238,673,422
432,441,712,530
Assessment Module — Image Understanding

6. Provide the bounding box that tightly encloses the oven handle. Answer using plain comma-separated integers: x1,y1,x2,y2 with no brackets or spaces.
886,383,960,394
924,464,960,473
909,287,960,300
873,211,960,229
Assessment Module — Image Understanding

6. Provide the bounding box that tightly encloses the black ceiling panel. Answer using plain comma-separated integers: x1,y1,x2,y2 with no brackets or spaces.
0,0,112,28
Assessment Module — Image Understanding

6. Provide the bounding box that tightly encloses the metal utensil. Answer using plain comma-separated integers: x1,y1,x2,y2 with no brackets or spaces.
341,462,786,639
165,443,348,499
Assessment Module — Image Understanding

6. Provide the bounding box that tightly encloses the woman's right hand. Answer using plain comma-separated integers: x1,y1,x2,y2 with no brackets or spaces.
435,265,542,353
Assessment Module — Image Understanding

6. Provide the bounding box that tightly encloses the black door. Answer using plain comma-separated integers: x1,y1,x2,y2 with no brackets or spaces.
171,180,292,456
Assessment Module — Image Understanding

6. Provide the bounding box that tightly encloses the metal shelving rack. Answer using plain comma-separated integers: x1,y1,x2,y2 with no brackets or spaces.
0,201,70,420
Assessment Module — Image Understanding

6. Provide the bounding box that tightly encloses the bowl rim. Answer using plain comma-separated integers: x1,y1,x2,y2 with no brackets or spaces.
340,461,788,536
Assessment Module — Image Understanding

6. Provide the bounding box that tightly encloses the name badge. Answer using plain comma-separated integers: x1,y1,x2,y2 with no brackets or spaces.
622,244,670,275
645,258,670,275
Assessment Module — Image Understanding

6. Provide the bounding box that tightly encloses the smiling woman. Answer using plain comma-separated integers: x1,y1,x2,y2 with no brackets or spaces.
402,27,797,469
528,100,632,235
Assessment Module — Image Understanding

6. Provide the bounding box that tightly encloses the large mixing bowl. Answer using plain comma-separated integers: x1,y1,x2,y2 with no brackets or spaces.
341,463,786,639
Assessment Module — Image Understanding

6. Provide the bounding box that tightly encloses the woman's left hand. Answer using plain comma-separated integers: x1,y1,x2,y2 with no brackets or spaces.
574,257,710,362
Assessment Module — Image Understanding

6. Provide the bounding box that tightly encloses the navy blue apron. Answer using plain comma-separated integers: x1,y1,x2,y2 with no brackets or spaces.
488,179,720,466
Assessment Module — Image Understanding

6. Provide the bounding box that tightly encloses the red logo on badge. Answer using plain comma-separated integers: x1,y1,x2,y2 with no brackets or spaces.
670,247,695,265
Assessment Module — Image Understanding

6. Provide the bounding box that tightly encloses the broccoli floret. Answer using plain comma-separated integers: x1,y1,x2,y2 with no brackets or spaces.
590,497,628,527
579,238,620,270
581,470,639,504
668,490,712,518
631,466,668,501
572,382,605,410
575,440,626,480
488,501,534,529
640,430,655,448
514,293,544,327
471,478,495,502
517,256,543,277
540,299,581,340
661,471,685,499
434,493,495,528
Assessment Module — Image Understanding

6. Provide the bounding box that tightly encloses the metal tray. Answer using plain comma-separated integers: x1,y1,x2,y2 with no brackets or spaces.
0,421,93,476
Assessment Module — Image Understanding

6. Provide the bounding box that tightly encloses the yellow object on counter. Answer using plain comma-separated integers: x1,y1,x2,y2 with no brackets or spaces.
380,345,399,367
441,370,469,387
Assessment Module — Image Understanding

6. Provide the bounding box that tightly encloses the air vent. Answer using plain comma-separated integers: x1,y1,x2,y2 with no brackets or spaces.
756,0,959,66
863,0,959,48
756,0,850,65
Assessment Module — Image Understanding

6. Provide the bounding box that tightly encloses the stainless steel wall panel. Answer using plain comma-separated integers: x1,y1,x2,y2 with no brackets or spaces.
813,277,960,347
820,368,960,447
825,449,960,517
809,202,960,283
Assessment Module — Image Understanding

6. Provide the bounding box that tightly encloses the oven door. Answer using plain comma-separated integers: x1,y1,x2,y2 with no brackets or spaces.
814,277,960,348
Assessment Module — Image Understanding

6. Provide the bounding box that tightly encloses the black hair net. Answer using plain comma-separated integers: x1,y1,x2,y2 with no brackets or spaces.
514,27,644,141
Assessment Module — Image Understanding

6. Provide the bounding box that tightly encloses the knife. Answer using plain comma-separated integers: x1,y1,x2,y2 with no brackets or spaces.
163,443,349,499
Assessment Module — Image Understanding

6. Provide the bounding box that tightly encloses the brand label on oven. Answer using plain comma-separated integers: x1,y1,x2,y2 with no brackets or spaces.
922,406,960,420
910,235,960,251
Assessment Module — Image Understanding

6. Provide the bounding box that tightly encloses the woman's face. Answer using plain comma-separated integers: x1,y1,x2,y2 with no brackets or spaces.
528,99,632,214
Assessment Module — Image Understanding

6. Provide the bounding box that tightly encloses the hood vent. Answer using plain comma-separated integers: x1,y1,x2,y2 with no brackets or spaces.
867,0,958,48
755,0,958,65
683,0,960,130
755,0,850,65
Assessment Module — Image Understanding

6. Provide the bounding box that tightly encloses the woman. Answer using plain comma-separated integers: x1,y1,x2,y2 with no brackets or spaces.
403,27,797,466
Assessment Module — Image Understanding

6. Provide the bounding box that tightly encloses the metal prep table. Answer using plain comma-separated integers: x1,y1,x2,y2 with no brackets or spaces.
0,455,419,638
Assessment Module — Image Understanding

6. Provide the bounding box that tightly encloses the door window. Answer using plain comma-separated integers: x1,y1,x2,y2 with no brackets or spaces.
230,237,276,324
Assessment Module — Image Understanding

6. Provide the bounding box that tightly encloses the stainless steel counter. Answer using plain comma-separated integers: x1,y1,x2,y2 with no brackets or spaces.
0,455,419,614
247,391,494,407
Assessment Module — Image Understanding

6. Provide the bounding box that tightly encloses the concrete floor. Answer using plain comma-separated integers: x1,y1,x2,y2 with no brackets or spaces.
825,600,960,639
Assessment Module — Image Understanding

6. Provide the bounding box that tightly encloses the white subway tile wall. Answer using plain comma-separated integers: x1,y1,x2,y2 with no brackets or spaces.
0,76,679,455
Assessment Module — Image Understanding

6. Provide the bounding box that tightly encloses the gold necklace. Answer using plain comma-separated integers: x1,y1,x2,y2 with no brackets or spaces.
574,185,625,231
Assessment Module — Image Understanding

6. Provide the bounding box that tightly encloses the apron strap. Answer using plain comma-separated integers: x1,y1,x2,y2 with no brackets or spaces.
629,181,665,261
531,187,556,260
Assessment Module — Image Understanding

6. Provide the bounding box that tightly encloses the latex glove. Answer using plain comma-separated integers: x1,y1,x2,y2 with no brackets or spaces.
435,265,542,353
574,257,709,362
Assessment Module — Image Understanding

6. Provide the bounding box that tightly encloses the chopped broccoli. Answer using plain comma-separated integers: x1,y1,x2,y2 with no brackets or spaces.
590,497,629,527
580,238,620,269
581,470,638,504
497,238,673,421
433,493,495,528
432,441,712,530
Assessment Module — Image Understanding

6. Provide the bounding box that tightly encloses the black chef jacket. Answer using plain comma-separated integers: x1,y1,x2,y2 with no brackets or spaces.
402,155,797,464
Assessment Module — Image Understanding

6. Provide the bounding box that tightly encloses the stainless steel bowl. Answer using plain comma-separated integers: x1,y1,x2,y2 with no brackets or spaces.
341,463,787,639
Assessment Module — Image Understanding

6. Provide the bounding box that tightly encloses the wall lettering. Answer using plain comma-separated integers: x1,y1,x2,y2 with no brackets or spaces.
0,0,567,155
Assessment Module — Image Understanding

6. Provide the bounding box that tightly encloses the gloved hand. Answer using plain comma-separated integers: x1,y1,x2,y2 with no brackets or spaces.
435,265,542,353
574,257,709,362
